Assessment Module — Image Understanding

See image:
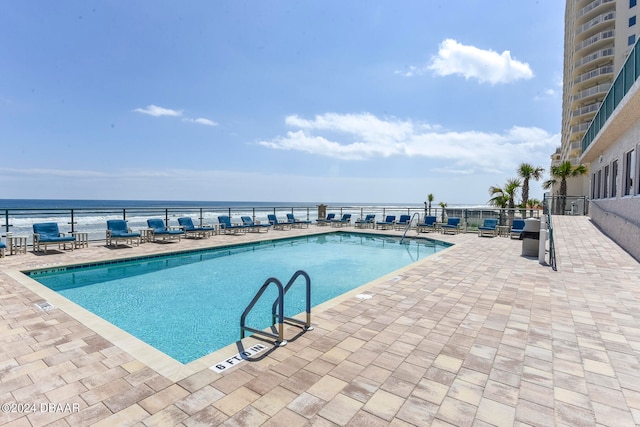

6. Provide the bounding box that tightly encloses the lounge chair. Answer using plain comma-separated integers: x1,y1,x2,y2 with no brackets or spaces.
217,216,248,234
510,219,526,239
178,217,215,238
286,213,311,228
32,222,76,253
331,213,351,227
267,214,292,230
0,240,5,258
106,220,141,247
355,214,376,229
441,217,461,234
146,219,184,242
375,215,396,230
416,216,437,233
477,218,498,237
316,213,336,226
241,216,271,232
394,215,412,230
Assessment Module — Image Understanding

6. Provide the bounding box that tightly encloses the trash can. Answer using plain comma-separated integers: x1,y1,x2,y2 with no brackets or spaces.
522,218,540,257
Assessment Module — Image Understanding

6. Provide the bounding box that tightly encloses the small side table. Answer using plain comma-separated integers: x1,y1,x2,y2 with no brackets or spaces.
72,232,89,249
498,226,510,237
139,228,153,243
8,236,28,255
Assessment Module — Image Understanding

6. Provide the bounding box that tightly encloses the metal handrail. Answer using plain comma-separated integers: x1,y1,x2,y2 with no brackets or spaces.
240,277,287,347
546,203,557,271
400,212,421,244
272,270,314,332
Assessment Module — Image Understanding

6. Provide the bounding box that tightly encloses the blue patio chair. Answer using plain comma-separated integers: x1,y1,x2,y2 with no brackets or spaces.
32,222,76,253
286,213,311,228
441,217,461,234
331,213,352,227
416,216,437,233
0,240,5,258
477,218,498,237
241,216,271,232
178,217,216,238
355,214,376,229
267,214,292,230
394,215,412,230
147,219,184,242
217,216,249,234
106,220,141,247
375,215,396,230
316,213,336,226
510,219,526,239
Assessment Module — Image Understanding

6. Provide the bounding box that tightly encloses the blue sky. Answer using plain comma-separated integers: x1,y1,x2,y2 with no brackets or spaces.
0,1,564,205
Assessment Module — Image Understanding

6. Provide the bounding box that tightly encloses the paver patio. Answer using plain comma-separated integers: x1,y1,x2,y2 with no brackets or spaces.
1,216,639,426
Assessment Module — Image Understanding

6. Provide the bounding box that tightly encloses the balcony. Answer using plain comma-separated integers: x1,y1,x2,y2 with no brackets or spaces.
573,47,614,71
571,122,592,134
575,11,615,37
571,102,602,119
573,83,611,102
573,65,614,86
576,0,615,20
574,30,615,54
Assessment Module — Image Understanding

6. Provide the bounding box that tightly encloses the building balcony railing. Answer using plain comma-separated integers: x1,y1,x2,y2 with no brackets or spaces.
573,47,614,69
571,122,592,134
571,102,601,119
581,39,640,153
575,11,615,37
573,65,614,86
576,0,615,20
572,83,611,102
574,29,615,53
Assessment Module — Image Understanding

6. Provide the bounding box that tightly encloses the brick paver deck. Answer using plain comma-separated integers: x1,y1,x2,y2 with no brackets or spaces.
1,216,639,426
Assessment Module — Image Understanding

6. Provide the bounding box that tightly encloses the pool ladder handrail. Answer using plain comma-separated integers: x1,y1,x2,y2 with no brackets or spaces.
400,212,421,244
272,270,314,332
240,270,313,347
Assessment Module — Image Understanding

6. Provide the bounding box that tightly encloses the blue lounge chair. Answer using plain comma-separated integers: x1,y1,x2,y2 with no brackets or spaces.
477,218,498,237
355,214,376,229
0,240,5,258
106,220,141,247
147,219,184,242
441,217,461,234
316,213,336,226
217,216,248,234
178,217,215,238
241,216,271,232
32,222,76,253
416,216,437,233
331,213,351,227
375,215,396,230
267,214,292,230
510,219,526,239
394,215,412,230
286,213,311,228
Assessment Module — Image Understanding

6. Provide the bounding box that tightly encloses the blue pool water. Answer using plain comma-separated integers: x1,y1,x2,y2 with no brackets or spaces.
29,233,451,363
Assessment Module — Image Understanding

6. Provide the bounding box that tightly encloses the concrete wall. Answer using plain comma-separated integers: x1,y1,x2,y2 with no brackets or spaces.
590,200,640,262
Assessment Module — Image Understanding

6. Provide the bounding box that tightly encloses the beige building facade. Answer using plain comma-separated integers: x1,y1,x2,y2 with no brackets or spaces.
554,0,640,197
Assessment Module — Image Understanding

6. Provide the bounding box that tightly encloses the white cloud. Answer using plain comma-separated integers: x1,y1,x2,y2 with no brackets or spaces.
182,117,218,126
133,104,183,117
258,113,558,173
399,39,533,84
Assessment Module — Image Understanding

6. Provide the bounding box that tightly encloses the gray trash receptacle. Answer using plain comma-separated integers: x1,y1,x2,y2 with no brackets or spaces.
522,218,540,257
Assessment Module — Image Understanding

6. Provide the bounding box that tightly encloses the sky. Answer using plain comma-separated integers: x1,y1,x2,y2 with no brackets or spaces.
0,1,565,205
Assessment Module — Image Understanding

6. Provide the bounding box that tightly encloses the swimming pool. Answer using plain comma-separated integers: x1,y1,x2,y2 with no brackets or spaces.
28,232,451,363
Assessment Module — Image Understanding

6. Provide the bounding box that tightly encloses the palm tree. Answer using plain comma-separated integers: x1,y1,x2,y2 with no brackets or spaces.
543,161,588,214
427,194,434,216
488,178,521,225
517,163,544,209
438,201,447,223
527,198,542,209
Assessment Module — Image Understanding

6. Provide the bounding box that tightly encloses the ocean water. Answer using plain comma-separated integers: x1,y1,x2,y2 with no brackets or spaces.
0,199,442,242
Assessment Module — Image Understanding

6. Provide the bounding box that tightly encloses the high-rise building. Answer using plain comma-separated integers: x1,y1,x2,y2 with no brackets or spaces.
554,0,640,196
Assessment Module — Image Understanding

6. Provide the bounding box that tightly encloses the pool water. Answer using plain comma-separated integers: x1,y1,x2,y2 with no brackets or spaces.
29,233,451,363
